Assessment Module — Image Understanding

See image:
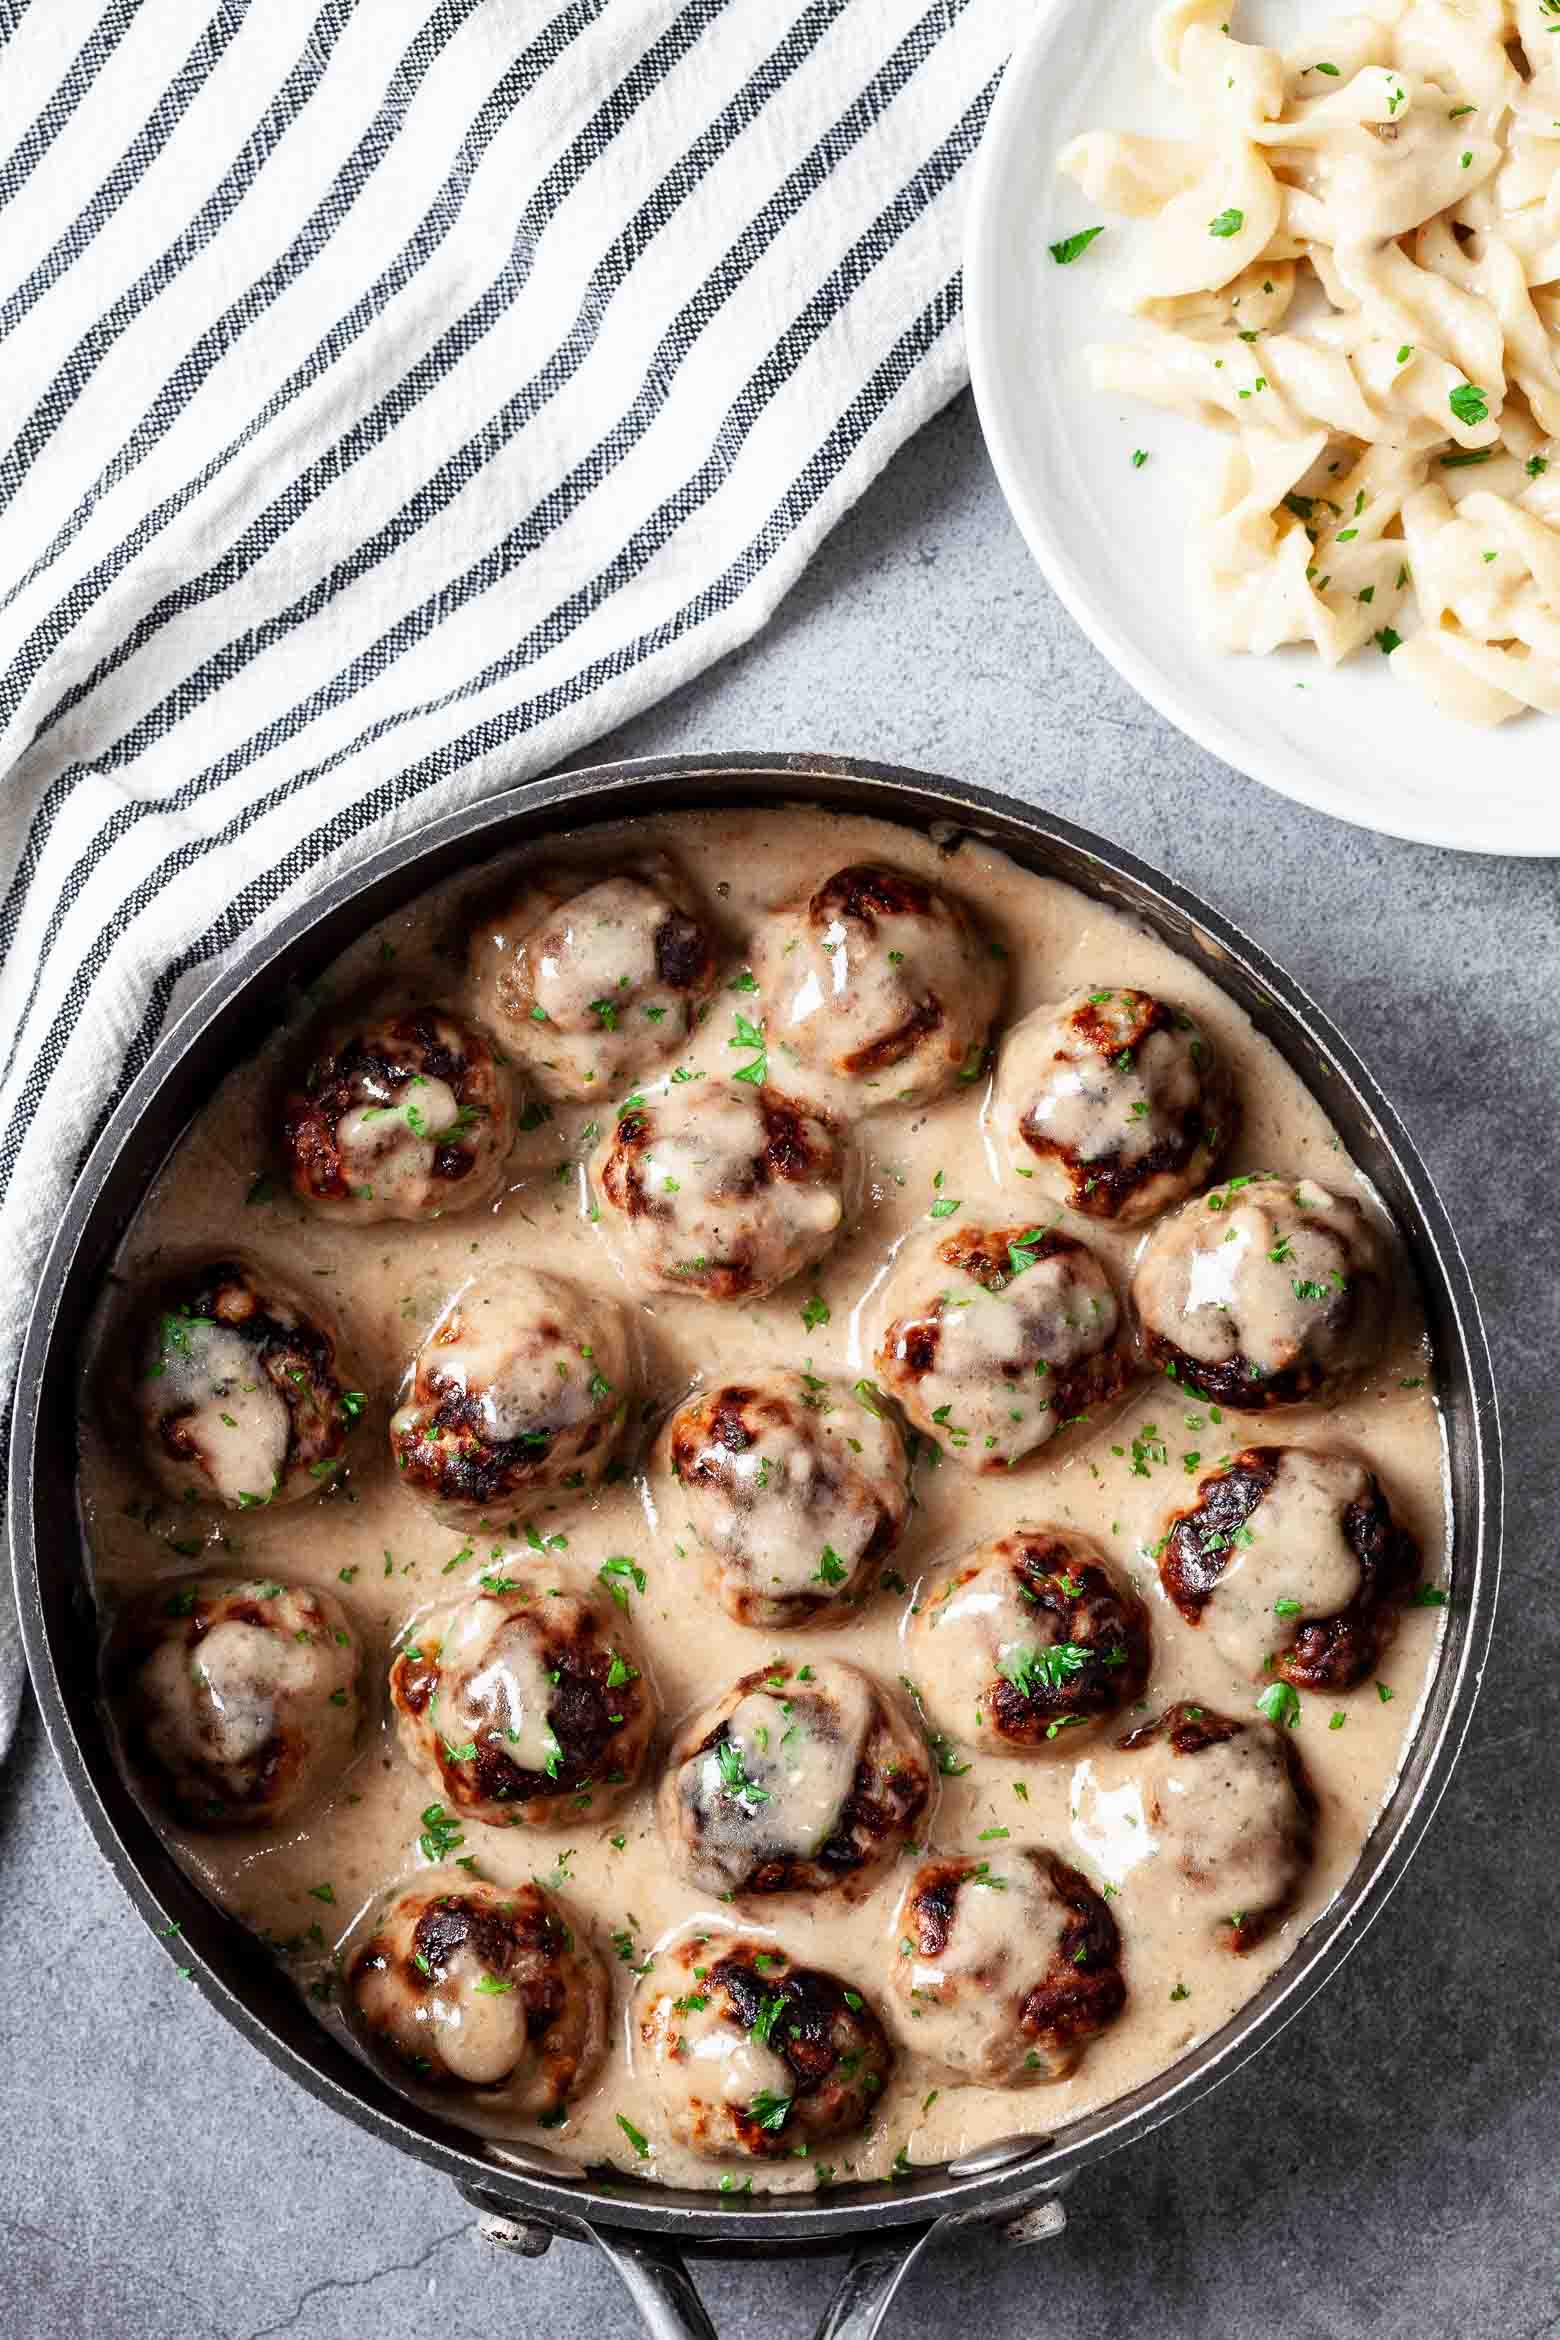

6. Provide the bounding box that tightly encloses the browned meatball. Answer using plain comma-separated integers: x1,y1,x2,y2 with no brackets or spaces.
125,1260,357,1509
346,1874,607,2113
588,1080,846,1302
875,1222,1131,1469
108,1576,361,1829
467,859,718,1100
658,1658,931,1902
890,1849,1125,2084
279,1006,513,1221
632,1935,893,2160
1131,1173,1391,1408
389,1269,631,1519
654,1370,910,1627
994,985,1233,1222
905,1530,1150,1754
749,862,1002,1108
1123,1701,1316,1951
1159,1445,1420,1691
390,1577,655,1826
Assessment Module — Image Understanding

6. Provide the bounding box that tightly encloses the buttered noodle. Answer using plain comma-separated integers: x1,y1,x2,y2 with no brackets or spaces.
1059,0,1560,725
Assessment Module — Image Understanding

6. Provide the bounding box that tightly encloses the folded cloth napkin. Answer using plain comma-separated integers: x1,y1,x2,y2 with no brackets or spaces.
0,0,1018,1756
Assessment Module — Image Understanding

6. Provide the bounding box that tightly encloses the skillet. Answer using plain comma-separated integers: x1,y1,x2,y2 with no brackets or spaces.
8,753,1502,2340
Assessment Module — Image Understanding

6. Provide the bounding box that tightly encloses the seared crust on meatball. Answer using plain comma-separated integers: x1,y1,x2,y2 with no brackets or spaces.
279,1007,513,1221
1122,1700,1316,1951
995,985,1233,1223
589,1080,846,1302
1131,1173,1391,1409
749,862,1002,1108
467,859,718,1101
1160,1445,1420,1691
658,1658,931,1901
906,1530,1150,1753
891,1849,1125,2084
633,1935,893,2159
390,1578,654,1826
108,1575,361,1829
875,1223,1131,1469
346,1873,607,2113
126,1260,356,1509
655,1370,910,1627
389,1269,631,1518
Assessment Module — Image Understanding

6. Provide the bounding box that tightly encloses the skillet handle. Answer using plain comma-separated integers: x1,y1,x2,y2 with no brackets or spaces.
811,2226,941,2340
585,2221,940,2340
586,2227,718,2340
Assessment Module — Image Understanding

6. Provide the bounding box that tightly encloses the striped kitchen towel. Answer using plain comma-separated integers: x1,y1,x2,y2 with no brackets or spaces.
0,0,1018,1751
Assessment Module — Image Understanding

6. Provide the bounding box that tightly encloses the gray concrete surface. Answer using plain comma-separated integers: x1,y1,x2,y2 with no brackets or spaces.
4,389,1556,2340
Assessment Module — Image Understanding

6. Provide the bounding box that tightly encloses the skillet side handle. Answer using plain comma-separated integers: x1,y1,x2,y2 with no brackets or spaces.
585,2227,719,2340
811,2224,942,2340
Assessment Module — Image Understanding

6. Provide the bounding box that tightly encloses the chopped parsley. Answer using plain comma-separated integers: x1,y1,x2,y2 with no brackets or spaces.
998,1641,1090,1699
729,1010,767,1085
715,1737,770,1809
598,1555,646,1613
1048,225,1105,265
1256,1681,1300,1729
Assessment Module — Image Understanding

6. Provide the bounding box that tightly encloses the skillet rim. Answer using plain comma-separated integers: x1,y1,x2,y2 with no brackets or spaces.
8,750,1502,2247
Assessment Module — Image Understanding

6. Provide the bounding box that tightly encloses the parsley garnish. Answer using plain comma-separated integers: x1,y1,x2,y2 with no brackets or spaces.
1048,225,1105,265
998,1642,1089,1698
715,1737,770,1809
1256,1681,1300,1729
729,1010,767,1085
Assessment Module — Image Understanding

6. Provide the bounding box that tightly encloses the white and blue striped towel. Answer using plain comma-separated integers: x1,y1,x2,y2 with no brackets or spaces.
0,0,1018,1749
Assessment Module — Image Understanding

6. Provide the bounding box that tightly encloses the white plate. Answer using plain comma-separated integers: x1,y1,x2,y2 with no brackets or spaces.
964,0,1559,856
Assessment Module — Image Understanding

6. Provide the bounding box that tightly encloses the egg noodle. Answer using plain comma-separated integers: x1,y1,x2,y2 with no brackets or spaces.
1058,0,1560,725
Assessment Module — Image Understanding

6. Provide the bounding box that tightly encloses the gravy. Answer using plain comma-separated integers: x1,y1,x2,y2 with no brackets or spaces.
77,806,1447,2193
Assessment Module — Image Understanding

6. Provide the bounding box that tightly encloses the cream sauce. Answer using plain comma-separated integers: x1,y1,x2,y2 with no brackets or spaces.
134,1320,290,1507
77,806,1448,2196
1203,1448,1369,1678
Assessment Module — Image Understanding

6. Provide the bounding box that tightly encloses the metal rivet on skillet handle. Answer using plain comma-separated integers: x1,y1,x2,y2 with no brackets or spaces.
8,753,1502,2340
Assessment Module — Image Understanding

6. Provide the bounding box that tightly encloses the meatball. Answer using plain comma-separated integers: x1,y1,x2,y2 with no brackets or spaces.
467,859,717,1100
905,1530,1150,1754
875,1222,1131,1468
1131,1173,1391,1408
389,1269,631,1518
1160,1445,1420,1690
1123,1701,1316,1950
589,1080,846,1302
658,1658,931,1902
346,1874,607,2113
126,1260,356,1509
279,1007,513,1221
654,1371,910,1628
994,984,1233,1222
750,862,1002,1107
891,1849,1125,2084
109,1576,361,1829
389,1576,654,1826
632,1935,893,2160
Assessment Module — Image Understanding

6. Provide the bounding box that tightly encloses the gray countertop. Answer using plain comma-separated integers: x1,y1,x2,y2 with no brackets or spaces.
5,390,1555,2340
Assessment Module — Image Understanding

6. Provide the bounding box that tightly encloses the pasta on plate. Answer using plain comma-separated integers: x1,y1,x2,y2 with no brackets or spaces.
1058,0,1560,725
